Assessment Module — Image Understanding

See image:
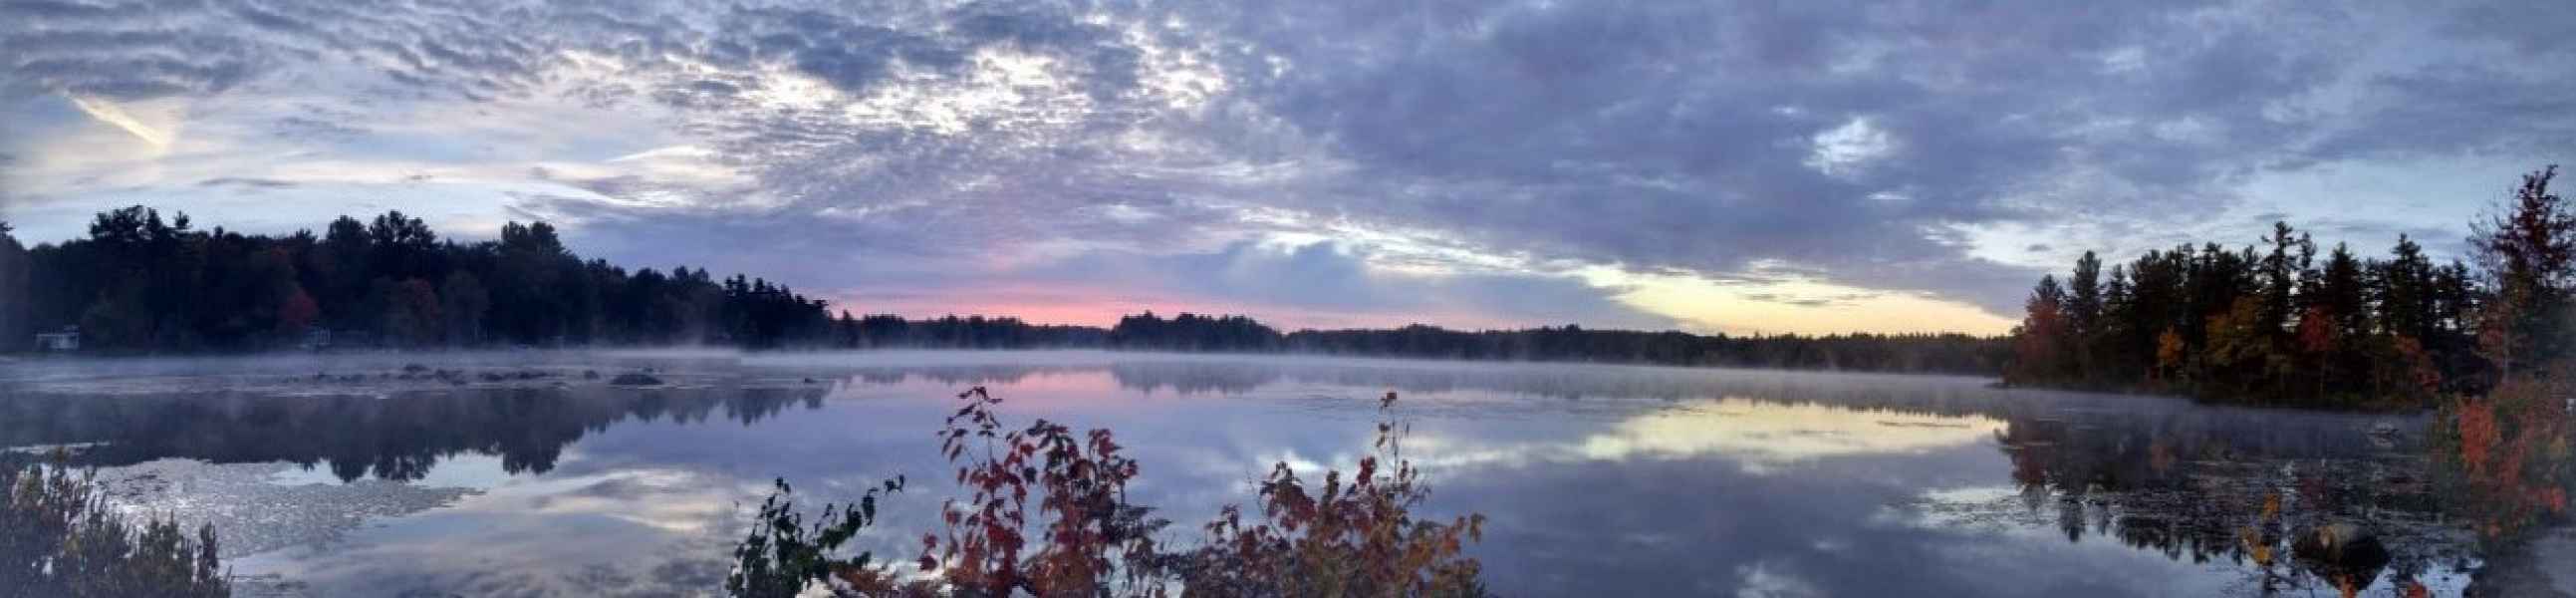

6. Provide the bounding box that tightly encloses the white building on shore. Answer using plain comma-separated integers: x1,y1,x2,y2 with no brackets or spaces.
33,326,79,352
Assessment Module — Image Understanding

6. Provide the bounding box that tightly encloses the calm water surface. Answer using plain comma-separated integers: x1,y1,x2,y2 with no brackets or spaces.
0,351,2511,596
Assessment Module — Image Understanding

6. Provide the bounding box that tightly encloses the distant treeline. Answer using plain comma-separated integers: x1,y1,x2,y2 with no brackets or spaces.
1298,324,2004,374
0,207,2007,374
2005,166,2570,408
1088,313,2007,374
757,310,2009,374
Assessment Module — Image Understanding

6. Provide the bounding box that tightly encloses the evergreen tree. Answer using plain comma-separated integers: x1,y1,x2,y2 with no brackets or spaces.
2259,221,2305,336
2002,166,2565,408
2009,275,2073,383
2066,251,2104,380
440,271,490,346
0,221,27,351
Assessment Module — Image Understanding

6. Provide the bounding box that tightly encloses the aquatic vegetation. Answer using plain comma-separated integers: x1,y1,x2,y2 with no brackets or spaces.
726,388,1489,597
0,458,229,598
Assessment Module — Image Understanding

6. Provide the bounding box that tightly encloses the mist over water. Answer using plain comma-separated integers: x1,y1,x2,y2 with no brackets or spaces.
0,351,2512,596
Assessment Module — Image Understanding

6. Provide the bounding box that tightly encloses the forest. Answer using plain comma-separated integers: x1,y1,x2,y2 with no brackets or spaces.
0,208,2006,374
2004,166,2567,409
1,208,835,351
2004,166,2573,550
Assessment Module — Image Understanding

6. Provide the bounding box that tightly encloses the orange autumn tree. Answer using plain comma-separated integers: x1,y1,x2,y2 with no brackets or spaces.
2438,369,2573,538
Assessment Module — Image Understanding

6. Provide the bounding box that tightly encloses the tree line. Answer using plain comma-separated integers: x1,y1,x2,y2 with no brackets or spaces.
2005,166,2569,408
0,206,2009,374
3,206,837,351
1281,324,2004,374
844,312,2009,374
806,310,2010,375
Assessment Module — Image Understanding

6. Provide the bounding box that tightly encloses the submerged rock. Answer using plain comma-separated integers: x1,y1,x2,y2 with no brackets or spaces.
610,373,664,386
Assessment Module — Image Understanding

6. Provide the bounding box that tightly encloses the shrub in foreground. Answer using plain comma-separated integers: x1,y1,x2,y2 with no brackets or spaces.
2432,365,2574,540
1,459,229,598
726,389,1488,597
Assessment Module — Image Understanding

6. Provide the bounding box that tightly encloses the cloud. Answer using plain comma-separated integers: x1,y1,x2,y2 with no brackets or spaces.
3,0,2572,331
1052,239,1683,330
66,94,169,148
1740,292,1886,309
195,176,297,189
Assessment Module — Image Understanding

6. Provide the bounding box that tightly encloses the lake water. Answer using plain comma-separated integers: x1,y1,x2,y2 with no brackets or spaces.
0,351,2542,596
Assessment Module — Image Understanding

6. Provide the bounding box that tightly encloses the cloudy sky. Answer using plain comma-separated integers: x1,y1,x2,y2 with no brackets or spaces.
2,0,2568,335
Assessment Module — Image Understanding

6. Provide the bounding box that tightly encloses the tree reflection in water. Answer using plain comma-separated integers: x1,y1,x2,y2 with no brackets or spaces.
0,385,829,482
1994,410,2462,596
874,358,2514,595
1,357,2558,595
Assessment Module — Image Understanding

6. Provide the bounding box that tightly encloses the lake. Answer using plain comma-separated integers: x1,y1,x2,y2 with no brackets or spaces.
0,351,2553,596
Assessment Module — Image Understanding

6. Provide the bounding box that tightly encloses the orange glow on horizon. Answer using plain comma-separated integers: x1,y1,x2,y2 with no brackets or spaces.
825,276,2018,337
825,285,1597,333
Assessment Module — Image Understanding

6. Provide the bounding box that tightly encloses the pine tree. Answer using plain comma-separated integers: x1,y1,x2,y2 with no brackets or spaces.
2009,275,2073,384
0,221,27,351
2064,252,2105,382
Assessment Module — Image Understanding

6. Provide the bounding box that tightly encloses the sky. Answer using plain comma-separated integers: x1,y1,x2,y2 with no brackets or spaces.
1,0,2569,336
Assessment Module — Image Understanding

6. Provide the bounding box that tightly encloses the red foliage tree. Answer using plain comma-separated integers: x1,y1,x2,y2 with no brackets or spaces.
275,287,319,337
2441,371,2572,538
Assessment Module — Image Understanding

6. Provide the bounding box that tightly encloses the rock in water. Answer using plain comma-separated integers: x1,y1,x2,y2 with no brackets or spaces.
2294,522,2390,586
609,373,664,386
